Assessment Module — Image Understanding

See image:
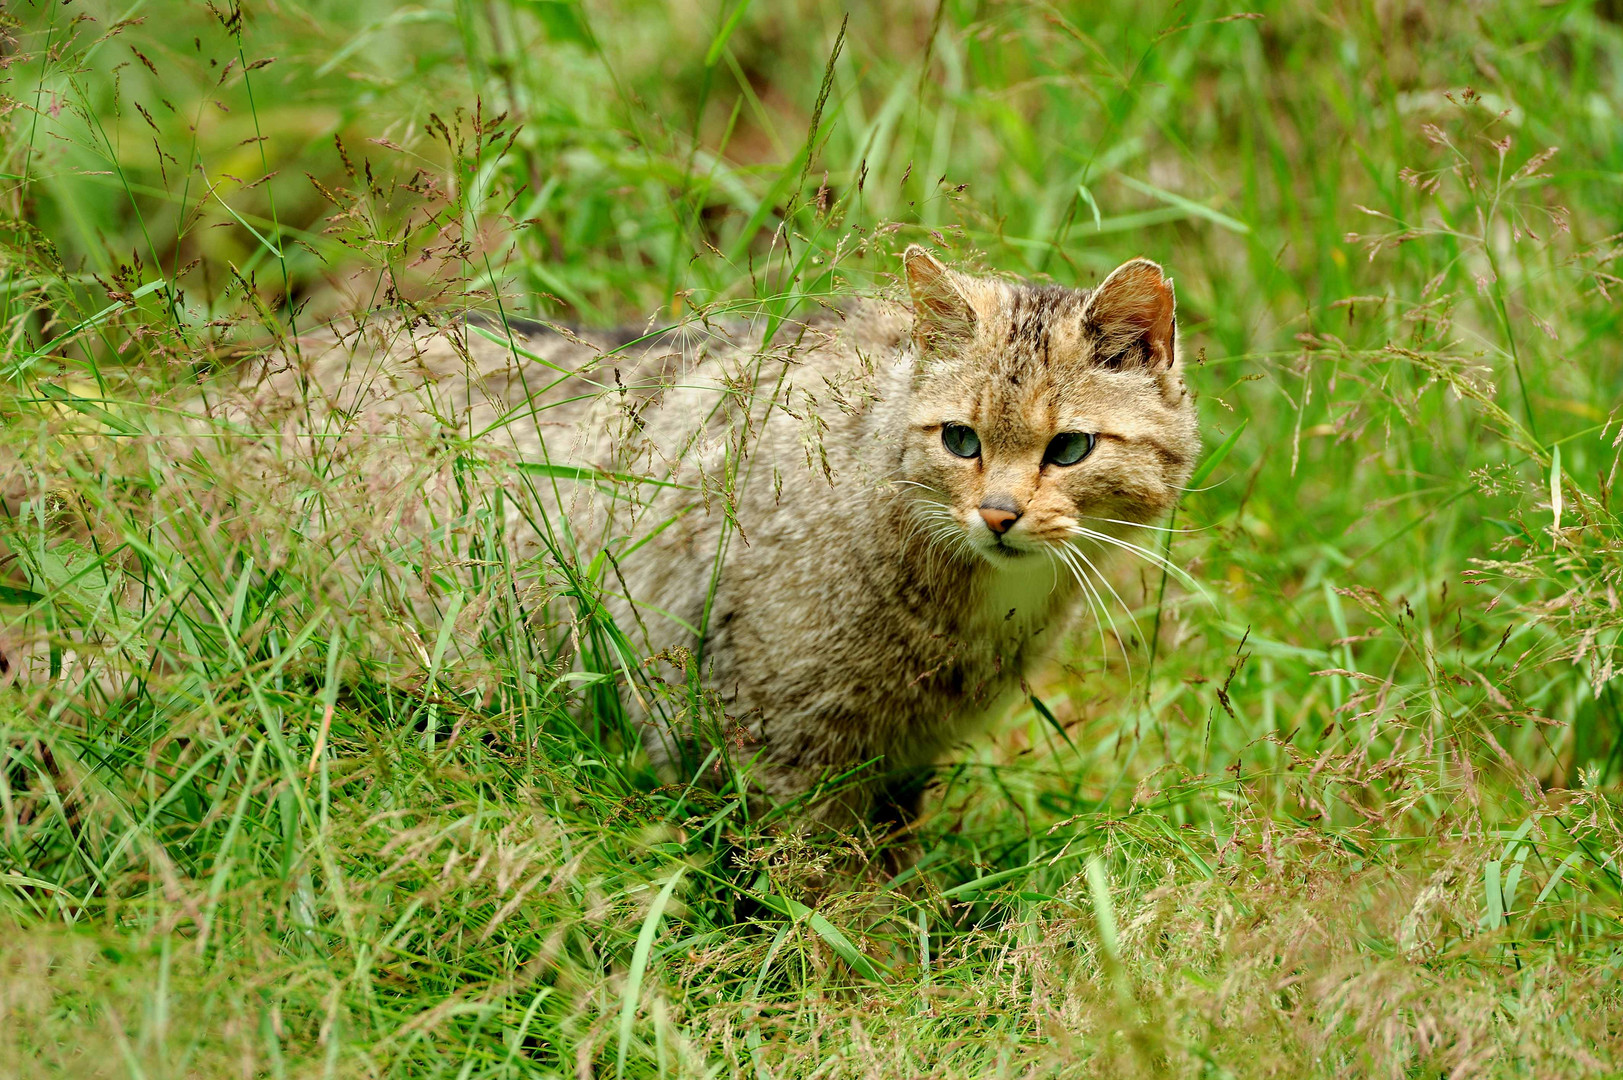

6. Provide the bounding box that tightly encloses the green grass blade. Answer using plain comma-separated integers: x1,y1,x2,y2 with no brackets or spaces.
1116,173,1251,235
1186,417,1248,490
705,0,754,67
616,867,685,1078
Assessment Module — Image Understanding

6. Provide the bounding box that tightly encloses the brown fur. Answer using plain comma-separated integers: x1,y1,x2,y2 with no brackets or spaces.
233,249,1199,825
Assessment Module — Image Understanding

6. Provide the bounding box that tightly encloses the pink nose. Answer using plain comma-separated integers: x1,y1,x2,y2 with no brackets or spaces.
979,506,1019,534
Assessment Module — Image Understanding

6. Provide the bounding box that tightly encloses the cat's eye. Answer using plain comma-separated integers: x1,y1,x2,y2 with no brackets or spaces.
941,423,981,459
1044,431,1095,467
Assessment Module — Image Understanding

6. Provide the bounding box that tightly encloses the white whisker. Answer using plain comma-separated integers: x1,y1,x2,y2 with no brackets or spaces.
911,505,976,568
1052,541,1131,675
1067,525,1209,601
1040,547,1062,597
1068,539,1144,648
1078,513,1205,535
1053,544,1112,671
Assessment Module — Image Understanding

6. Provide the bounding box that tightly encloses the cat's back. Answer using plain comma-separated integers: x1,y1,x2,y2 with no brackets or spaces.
214,302,916,669
242,299,908,446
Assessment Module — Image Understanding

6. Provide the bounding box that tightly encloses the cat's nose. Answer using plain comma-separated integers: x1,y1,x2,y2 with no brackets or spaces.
978,500,1021,534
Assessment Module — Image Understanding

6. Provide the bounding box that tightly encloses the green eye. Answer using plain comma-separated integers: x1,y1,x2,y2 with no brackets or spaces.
942,423,981,459
1044,432,1095,466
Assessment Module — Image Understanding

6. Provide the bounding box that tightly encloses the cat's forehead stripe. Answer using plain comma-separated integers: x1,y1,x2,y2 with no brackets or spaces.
989,283,1088,379
976,368,1058,451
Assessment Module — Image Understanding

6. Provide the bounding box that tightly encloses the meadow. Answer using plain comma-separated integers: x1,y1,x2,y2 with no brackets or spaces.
2,0,1621,1076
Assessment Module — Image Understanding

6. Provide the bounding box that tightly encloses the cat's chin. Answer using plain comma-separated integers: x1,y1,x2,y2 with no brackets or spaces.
974,536,1041,568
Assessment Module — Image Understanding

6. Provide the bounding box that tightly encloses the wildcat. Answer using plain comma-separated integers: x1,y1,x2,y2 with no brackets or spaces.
616,248,1200,825
173,247,1199,828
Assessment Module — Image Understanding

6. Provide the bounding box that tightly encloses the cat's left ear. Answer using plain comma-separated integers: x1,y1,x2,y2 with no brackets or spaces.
1082,258,1177,371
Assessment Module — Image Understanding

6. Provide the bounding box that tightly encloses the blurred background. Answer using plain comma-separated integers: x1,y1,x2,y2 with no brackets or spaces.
3,1,1622,1076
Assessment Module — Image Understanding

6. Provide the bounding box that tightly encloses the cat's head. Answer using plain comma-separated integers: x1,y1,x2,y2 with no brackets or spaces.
898,246,1200,568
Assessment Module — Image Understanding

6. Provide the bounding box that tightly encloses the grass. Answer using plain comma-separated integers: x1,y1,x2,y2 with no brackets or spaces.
2,0,1622,1075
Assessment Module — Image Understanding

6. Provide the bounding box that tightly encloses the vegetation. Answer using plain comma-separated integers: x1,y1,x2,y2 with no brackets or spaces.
3,0,1621,1075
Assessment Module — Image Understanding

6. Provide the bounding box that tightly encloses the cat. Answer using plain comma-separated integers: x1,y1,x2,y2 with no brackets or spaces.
220,246,1199,830
619,248,1199,826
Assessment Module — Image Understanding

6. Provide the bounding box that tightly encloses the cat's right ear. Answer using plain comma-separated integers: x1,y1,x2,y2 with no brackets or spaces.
904,245,975,351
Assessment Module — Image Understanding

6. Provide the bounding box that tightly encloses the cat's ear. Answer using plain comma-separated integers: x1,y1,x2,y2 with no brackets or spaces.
903,245,976,350
1082,258,1177,370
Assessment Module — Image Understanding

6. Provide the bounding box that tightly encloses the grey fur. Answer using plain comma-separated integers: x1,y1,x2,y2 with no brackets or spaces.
241,250,1199,826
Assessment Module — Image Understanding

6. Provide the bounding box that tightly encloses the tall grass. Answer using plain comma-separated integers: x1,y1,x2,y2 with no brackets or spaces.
2,1,1621,1076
